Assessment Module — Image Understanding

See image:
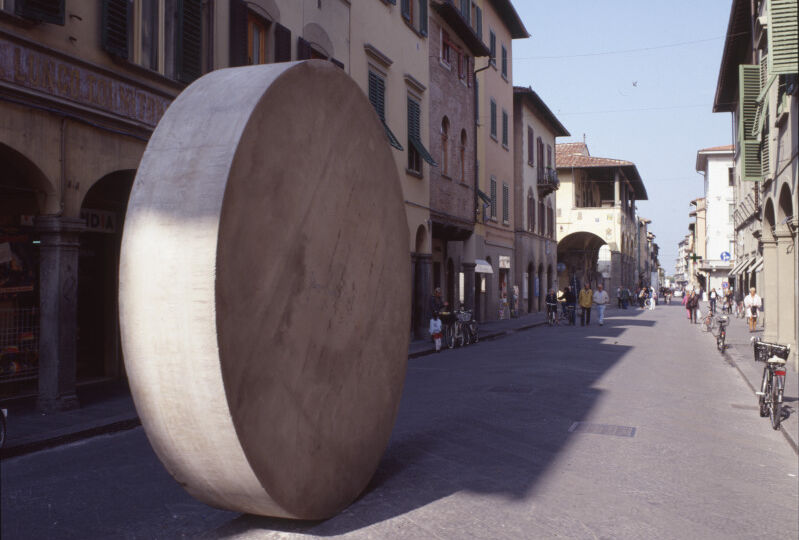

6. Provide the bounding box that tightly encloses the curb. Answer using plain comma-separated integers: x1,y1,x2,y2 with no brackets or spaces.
1,417,141,460
408,320,548,359
721,345,798,455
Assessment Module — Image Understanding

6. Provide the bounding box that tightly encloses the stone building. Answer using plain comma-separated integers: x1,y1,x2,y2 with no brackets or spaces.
0,0,353,408
427,0,488,319
713,0,797,365
512,86,568,314
470,0,527,321
555,142,647,294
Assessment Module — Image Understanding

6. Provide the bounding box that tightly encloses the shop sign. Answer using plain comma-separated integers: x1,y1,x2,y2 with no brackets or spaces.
0,36,171,128
81,209,117,233
499,255,510,269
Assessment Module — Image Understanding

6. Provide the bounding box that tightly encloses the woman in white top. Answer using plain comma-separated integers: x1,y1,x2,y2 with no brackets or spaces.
743,287,762,332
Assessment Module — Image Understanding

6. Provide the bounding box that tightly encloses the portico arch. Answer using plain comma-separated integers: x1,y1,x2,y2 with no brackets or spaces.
556,231,606,291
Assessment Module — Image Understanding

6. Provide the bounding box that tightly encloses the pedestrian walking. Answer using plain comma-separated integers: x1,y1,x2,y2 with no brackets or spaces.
620,287,630,309
579,282,593,326
648,287,656,310
564,286,577,325
594,283,609,325
743,287,762,332
430,287,443,319
709,288,717,314
429,311,443,352
686,291,699,323
616,286,622,308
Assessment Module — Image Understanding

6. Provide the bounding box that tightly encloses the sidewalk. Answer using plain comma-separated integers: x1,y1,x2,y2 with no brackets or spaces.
708,310,798,453
1,312,548,459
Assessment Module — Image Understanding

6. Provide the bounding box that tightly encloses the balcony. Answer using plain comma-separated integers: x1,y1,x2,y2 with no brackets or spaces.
537,167,559,196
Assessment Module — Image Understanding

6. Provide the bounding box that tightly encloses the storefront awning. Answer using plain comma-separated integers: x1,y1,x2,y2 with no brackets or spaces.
474,259,493,274
738,257,756,275
750,257,764,273
729,257,748,275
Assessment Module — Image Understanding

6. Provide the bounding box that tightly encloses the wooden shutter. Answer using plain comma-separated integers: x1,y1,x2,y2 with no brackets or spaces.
368,71,386,121
102,0,130,59
490,178,497,218
419,0,427,36
401,0,411,22
15,0,64,24
229,0,248,67
408,97,420,140
760,136,770,180
502,110,508,145
527,126,534,165
297,37,312,60
768,0,798,75
475,7,482,40
547,145,552,168
274,23,291,62
502,183,509,223
490,100,496,137
528,195,534,231
176,0,202,84
738,65,761,181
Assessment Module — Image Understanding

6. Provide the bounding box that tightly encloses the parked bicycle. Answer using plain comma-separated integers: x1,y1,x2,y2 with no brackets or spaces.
752,337,791,430
700,311,716,333
715,315,729,352
441,307,477,348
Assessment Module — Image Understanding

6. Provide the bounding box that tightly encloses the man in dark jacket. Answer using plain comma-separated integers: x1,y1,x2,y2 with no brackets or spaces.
563,286,577,325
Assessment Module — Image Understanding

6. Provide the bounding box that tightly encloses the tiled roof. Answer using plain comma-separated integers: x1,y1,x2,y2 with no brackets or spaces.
556,153,633,169
557,142,589,157
698,144,734,152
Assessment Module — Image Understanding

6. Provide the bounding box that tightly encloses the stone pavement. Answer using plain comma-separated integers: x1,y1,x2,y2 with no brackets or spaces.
0,312,548,459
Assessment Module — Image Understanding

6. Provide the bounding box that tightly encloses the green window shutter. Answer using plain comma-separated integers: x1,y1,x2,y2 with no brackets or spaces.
768,0,798,75
740,141,761,182
15,0,64,25
102,0,130,59
274,23,292,62
502,183,509,223
176,0,202,84
475,7,482,40
739,65,760,138
490,100,496,137
490,178,497,218
401,0,411,22
502,110,508,146
369,72,402,150
407,97,436,166
419,0,427,36
760,133,770,180
229,0,248,67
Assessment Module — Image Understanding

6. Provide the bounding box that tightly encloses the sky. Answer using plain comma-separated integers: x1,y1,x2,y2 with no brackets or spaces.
511,0,733,274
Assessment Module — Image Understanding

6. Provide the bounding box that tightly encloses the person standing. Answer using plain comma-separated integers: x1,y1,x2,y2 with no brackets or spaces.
429,312,443,352
686,290,699,323
616,286,622,308
564,286,577,325
743,287,762,332
579,282,593,326
594,283,609,326
709,288,717,314
620,286,630,309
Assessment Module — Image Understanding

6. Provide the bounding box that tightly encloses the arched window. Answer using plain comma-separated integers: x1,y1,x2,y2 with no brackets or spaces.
441,117,450,175
460,129,467,182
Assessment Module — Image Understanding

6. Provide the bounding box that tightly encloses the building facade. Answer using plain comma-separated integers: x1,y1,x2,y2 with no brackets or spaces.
695,145,735,293
713,0,797,365
470,0,527,321
512,86,568,314
427,0,487,320
555,142,648,294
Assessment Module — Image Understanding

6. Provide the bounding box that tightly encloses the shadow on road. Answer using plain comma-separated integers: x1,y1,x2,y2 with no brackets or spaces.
207,317,638,537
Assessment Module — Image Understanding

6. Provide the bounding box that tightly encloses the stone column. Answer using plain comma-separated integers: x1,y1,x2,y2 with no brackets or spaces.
775,228,797,361
36,216,84,412
414,253,432,339
761,238,779,342
462,262,476,314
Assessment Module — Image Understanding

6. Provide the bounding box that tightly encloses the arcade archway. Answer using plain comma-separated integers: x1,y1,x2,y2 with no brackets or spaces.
556,231,606,291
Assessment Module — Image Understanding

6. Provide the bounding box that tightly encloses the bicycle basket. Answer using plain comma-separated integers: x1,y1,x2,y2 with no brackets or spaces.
753,340,790,363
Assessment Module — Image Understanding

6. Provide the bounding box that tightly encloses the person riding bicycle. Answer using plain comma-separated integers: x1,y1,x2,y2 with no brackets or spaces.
563,286,577,325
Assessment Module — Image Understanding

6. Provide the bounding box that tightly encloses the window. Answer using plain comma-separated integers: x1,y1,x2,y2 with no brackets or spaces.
441,117,449,175
547,203,554,237
729,203,735,222
527,126,534,166
490,99,497,139
368,70,403,150
248,12,268,64
401,0,427,36
501,45,507,79
490,177,497,219
728,167,735,186
527,192,535,232
502,182,509,224
407,96,436,174
474,6,482,40
458,53,469,85
538,198,545,232
459,0,470,24
441,30,451,66
501,110,508,147
537,137,544,176
489,30,496,65
274,22,291,62
460,130,467,182
102,0,202,83
546,144,552,169
14,0,65,24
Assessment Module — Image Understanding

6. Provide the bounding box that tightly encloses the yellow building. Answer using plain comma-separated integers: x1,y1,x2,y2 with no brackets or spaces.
471,0,527,321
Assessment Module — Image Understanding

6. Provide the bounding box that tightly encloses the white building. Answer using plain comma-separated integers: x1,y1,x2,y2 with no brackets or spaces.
695,145,735,293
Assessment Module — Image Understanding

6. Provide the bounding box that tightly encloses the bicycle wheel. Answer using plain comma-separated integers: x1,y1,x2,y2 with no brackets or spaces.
462,322,471,345
456,324,465,347
717,330,725,352
770,375,782,430
759,370,771,417
445,325,455,349
469,322,479,343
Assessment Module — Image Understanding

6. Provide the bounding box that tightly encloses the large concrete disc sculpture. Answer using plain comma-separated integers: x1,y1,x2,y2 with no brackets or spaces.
119,61,410,520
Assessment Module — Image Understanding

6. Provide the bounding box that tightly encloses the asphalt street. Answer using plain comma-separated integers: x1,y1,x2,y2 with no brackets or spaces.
2,304,797,539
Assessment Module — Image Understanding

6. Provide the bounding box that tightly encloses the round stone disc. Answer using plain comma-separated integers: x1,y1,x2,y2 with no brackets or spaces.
119,61,410,519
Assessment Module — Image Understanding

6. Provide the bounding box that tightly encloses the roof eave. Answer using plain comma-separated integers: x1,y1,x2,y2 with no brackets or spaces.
513,86,570,137
487,0,530,39
431,1,492,57
713,0,752,113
